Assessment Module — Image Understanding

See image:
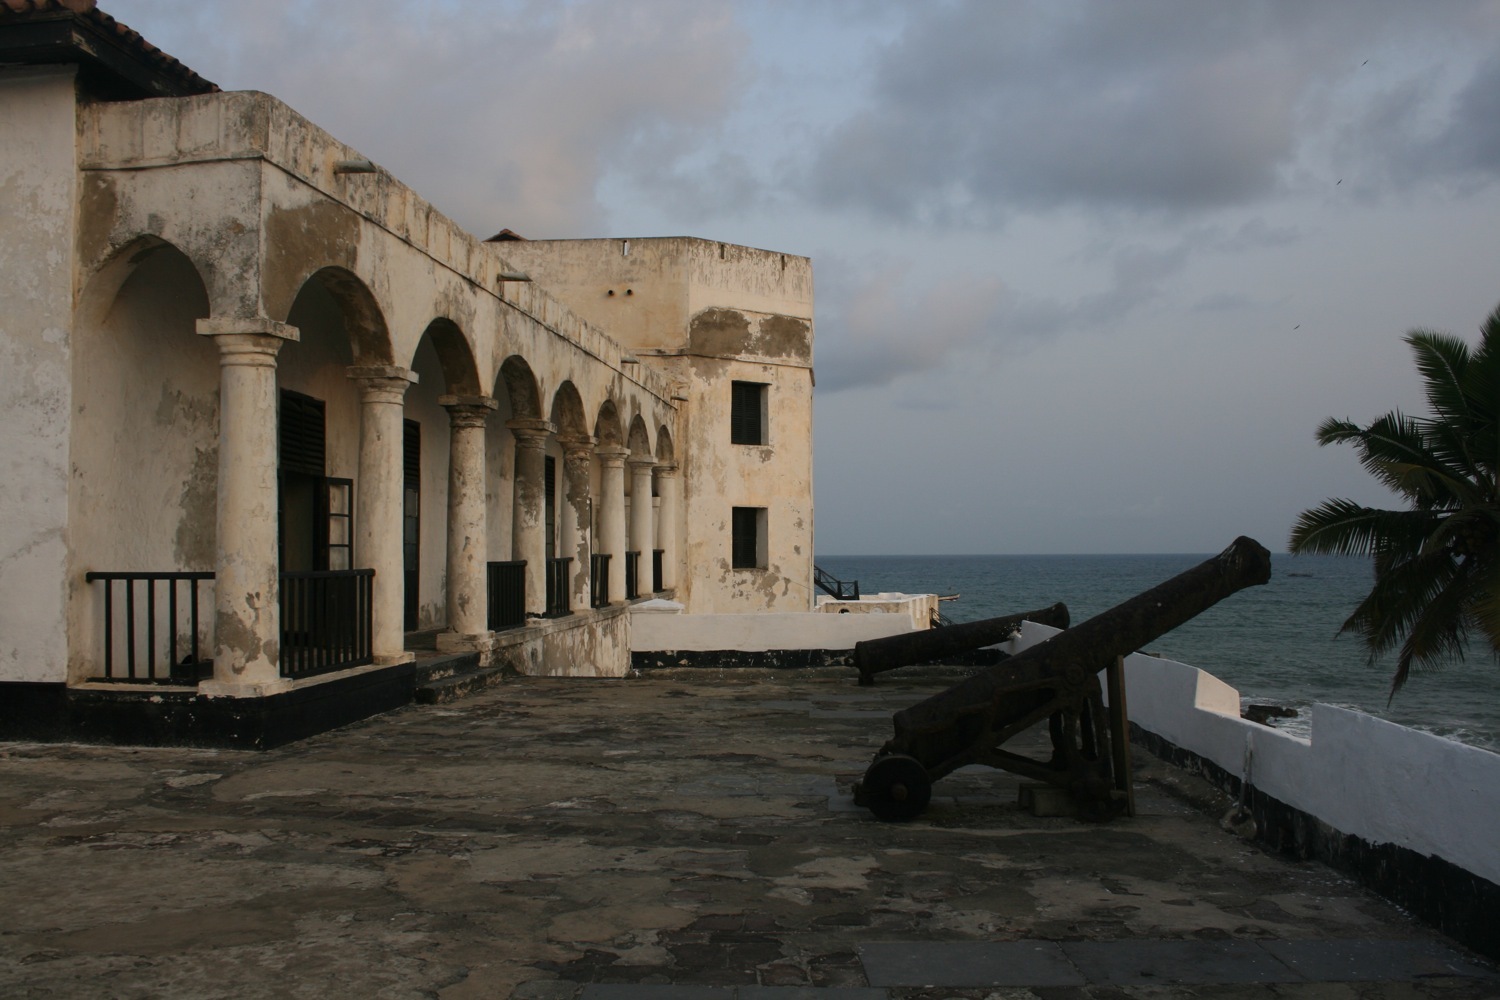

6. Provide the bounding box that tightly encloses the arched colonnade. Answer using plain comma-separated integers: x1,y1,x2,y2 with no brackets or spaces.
70,234,681,692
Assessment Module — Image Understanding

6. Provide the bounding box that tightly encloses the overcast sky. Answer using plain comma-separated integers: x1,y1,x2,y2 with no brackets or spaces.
107,0,1500,555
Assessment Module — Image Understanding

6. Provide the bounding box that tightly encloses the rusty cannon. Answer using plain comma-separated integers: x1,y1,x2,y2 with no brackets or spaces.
854,603,1071,685
853,536,1272,822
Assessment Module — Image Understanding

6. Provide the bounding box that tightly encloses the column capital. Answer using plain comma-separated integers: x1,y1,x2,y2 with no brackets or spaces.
347,364,419,384
197,317,300,342
506,417,554,443
440,394,497,429
628,454,657,471
654,462,679,478
347,365,418,404
596,444,630,467
560,434,596,457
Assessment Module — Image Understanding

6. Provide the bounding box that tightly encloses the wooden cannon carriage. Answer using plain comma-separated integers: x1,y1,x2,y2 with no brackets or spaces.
853,536,1272,822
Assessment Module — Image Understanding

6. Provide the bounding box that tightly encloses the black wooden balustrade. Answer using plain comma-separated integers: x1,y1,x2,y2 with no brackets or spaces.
652,549,664,593
590,553,610,608
545,556,573,616
488,560,527,631
625,550,640,600
85,571,214,683
278,569,374,678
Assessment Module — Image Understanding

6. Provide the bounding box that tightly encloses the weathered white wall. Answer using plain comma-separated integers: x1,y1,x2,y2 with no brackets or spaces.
1008,622,1500,888
408,337,452,628
2,68,77,683
817,593,939,631
67,245,218,682
498,238,816,616
631,610,913,653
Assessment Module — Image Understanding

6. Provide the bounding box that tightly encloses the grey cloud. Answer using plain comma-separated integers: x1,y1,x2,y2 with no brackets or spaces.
814,259,1010,392
817,236,1192,393
803,0,1493,225
108,0,747,237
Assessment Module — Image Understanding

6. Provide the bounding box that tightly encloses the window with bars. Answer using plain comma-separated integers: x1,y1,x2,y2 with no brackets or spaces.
730,381,767,446
731,506,766,569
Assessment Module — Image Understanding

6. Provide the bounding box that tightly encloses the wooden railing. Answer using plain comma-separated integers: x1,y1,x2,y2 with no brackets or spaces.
625,550,640,600
279,569,374,678
545,556,573,617
488,560,527,631
590,553,611,608
84,571,213,683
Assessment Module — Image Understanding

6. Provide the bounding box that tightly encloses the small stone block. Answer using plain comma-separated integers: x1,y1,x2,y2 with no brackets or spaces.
1259,939,1498,982
578,987,732,999
739,989,887,999
859,940,1084,987
1061,939,1297,985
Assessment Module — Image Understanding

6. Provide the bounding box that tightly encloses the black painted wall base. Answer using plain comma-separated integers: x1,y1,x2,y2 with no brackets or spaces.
0,666,417,751
1132,724,1500,963
633,649,854,671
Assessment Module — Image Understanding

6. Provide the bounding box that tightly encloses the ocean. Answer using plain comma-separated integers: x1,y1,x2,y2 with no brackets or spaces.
814,552,1500,753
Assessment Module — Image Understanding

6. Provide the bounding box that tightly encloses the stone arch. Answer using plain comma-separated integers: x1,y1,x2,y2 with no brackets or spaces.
77,235,211,333
498,355,541,420
286,266,392,364
594,399,624,447
411,317,481,395
69,237,219,681
549,381,589,440
626,414,652,459
656,426,675,464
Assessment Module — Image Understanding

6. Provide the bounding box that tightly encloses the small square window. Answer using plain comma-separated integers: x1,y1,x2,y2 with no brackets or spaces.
732,506,767,569
730,381,767,445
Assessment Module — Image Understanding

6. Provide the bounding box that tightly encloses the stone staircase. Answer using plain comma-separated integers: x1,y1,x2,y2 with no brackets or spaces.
406,630,511,705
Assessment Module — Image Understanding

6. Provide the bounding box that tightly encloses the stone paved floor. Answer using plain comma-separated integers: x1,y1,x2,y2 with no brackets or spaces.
1,666,1496,999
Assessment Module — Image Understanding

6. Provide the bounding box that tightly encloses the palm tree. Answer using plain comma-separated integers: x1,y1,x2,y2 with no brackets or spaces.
1289,304,1500,699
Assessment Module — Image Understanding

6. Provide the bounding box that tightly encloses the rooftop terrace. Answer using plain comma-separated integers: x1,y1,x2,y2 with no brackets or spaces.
1,667,1495,998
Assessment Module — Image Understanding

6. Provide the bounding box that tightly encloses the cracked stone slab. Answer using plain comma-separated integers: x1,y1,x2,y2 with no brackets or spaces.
858,941,1084,987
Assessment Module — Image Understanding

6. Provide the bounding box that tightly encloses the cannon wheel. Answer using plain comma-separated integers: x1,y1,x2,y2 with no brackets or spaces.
861,754,932,822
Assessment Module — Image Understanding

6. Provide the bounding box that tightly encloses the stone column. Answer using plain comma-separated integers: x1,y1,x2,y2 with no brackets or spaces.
509,418,552,616
348,365,419,665
595,445,630,605
438,395,497,655
560,436,594,613
655,463,681,592
196,317,298,696
628,455,656,595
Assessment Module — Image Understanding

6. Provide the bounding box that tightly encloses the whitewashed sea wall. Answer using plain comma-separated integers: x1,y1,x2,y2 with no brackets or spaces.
632,608,914,653
1008,621,1500,887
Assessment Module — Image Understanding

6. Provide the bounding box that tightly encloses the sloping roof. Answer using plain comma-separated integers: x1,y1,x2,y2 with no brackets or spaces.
0,0,218,98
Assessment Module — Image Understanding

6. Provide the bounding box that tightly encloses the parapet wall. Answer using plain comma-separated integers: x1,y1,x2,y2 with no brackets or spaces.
1008,620,1500,959
633,609,913,654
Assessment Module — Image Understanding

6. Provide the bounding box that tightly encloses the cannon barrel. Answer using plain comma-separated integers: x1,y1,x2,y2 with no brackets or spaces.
886,536,1272,778
855,603,1070,684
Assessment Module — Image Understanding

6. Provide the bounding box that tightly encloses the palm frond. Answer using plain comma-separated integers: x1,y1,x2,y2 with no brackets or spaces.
1289,500,1440,558
1407,330,1472,426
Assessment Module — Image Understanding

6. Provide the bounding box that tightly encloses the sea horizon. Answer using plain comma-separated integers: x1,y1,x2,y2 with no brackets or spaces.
814,551,1500,754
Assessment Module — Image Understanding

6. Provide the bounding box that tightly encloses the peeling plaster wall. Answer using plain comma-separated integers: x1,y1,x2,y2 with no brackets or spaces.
408,337,452,629
26,89,696,686
67,246,218,682
631,610,912,653
498,238,816,615
1,68,77,683
669,352,815,614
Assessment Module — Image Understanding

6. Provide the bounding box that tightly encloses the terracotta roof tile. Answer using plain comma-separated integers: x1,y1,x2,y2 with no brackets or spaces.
1,0,218,97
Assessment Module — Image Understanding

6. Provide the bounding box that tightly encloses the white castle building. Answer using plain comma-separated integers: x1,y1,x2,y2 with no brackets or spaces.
0,0,824,744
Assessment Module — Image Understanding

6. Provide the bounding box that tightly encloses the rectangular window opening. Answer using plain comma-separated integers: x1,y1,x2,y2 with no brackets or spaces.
732,506,767,569
730,381,767,446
